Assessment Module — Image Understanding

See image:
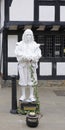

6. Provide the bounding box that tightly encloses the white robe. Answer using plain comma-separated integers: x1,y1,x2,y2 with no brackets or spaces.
15,29,41,86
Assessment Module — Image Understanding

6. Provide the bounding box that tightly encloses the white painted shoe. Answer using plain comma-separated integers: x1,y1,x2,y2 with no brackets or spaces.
30,97,36,102
27,96,36,102
19,96,26,101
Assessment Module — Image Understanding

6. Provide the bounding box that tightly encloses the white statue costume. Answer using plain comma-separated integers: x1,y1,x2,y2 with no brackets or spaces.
15,29,41,101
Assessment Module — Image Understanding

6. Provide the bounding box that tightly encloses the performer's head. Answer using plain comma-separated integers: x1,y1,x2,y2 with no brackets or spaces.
22,29,34,43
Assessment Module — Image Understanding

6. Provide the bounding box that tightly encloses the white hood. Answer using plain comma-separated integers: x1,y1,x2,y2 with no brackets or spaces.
15,29,41,62
22,29,34,43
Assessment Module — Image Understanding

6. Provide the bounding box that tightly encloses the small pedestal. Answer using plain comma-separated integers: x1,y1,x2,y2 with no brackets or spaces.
18,100,40,115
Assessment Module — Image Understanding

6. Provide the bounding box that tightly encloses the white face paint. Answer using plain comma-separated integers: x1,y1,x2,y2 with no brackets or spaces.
22,29,34,43
26,34,32,43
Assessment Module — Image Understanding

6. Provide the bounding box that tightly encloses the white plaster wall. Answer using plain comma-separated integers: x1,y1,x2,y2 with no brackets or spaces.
8,62,18,76
8,35,18,57
8,35,18,76
57,62,65,75
9,0,34,21
39,6,55,21
40,62,52,76
60,6,65,21
1,0,4,27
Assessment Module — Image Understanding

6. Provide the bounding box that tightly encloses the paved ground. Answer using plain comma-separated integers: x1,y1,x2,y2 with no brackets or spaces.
0,80,65,130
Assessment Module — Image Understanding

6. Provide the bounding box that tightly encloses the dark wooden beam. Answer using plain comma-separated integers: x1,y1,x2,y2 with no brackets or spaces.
45,25,52,31
59,26,65,31
31,25,39,31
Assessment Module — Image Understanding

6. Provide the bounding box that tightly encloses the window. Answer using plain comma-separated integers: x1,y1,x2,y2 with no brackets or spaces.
35,33,65,58
45,35,53,57
55,36,61,57
63,36,65,56
37,34,45,56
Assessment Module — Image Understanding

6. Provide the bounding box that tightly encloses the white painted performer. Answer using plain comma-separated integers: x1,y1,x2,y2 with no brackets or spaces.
15,29,41,101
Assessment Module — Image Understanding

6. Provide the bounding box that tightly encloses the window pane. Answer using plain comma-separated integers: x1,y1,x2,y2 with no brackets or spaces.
45,35,53,57
55,36,61,57
63,36,65,56
36,34,45,57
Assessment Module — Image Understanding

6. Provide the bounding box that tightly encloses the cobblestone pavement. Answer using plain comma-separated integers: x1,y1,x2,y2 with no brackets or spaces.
0,78,65,130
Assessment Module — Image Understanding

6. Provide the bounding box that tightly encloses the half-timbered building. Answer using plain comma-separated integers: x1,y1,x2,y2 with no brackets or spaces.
0,0,65,80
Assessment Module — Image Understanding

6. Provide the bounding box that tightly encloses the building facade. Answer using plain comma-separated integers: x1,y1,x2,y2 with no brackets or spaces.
0,0,65,80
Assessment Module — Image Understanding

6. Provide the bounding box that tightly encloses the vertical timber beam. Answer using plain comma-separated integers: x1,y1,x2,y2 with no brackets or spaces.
2,28,8,80
55,0,60,22
5,0,9,22
34,0,39,21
